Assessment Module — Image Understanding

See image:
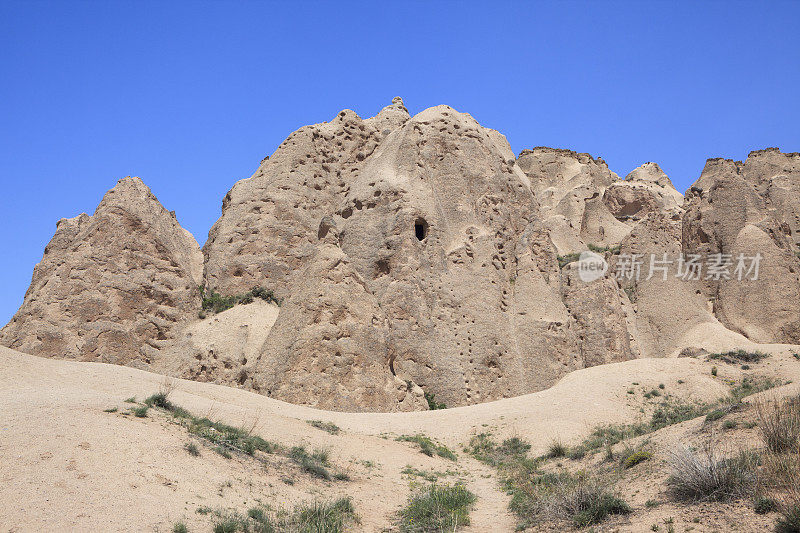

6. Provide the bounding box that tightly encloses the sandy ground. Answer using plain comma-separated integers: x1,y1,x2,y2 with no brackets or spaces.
2,344,799,532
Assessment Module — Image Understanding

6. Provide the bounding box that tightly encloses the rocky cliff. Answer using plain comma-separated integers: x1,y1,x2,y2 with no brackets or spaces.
4,100,799,412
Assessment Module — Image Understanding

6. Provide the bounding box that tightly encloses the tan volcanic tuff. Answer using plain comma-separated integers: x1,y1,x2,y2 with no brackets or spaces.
2,98,799,414
3,345,800,532
0,177,202,366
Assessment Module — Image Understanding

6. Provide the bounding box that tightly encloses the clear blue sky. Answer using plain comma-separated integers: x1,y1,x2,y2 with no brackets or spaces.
1,1,799,326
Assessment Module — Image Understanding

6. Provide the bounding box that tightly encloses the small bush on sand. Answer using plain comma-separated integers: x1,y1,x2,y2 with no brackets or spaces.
667,444,757,501
245,497,357,532
185,442,200,457
545,440,568,459
172,522,187,533
755,396,800,453
468,434,627,528
132,405,149,418
307,420,340,435
397,435,457,461
622,449,652,469
510,473,630,528
398,483,476,532
290,446,331,480
709,350,769,364
753,496,778,514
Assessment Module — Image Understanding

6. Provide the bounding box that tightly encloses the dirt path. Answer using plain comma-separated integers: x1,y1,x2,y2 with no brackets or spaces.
459,455,516,532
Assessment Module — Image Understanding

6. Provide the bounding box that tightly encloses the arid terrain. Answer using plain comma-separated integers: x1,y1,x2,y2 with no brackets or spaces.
2,99,800,532
2,343,799,531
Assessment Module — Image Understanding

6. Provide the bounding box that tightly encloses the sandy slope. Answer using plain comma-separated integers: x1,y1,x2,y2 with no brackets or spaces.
2,345,799,532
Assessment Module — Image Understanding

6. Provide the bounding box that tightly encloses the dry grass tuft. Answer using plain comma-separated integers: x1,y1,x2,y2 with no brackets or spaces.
667,442,757,501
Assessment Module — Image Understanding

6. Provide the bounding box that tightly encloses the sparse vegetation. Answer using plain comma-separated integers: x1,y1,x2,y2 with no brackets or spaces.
731,376,781,401
172,522,187,533
667,444,757,501
622,449,652,469
307,419,340,434
200,285,281,314
754,496,779,514
545,440,568,459
588,243,621,255
722,419,738,430
467,434,629,528
424,391,446,410
624,285,637,302
397,434,457,461
755,395,800,453
132,405,149,418
398,483,476,532
124,397,136,403
711,366,718,376
223,497,358,532
401,465,455,483
185,442,200,456
136,391,352,481
214,446,232,459
103,407,118,413
709,350,769,364
558,252,581,269
289,446,332,480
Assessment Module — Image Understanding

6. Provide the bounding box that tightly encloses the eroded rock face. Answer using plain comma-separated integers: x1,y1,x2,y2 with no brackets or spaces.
202,99,410,299
198,103,592,410
683,149,800,343
604,162,684,222
516,147,631,252
0,177,203,365
5,99,799,413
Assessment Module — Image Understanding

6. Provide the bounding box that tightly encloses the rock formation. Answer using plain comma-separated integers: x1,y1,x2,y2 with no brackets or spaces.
0,177,203,365
3,100,799,412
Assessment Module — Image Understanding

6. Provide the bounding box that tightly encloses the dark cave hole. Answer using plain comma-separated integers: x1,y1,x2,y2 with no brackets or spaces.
414,218,428,241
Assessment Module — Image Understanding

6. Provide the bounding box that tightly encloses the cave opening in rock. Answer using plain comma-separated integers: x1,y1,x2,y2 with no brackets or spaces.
414,218,428,241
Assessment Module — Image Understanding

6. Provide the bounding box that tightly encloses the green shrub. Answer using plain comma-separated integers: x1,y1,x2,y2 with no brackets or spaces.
398,483,476,532
705,409,727,422
103,407,118,413
144,392,173,410
622,450,652,469
465,434,530,467
185,442,200,457
132,406,149,418
200,286,281,315
424,391,446,410
558,253,581,269
722,420,738,430
289,446,332,480
568,446,586,460
397,435,457,461
212,517,239,533
172,522,187,533
215,446,232,459
308,420,341,434
709,350,769,364
545,440,568,459
753,496,778,514
571,492,631,528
